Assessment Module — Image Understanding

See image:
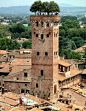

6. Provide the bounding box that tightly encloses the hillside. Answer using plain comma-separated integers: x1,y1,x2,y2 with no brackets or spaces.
0,5,86,16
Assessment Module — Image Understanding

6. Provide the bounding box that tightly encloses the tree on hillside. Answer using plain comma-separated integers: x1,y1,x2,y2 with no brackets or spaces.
61,16,77,23
0,37,21,50
22,40,32,49
0,30,3,38
72,37,84,48
9,23,25,34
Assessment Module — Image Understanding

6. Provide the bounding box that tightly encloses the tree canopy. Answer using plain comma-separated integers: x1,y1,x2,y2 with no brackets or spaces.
30,0,60,15
0,37,21,50
22,40,32,49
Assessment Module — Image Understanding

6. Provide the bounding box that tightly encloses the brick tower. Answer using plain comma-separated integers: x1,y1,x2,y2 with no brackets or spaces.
30,15,60,99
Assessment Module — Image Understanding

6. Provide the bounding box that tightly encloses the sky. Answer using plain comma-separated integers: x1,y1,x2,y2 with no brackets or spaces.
0,0,86,7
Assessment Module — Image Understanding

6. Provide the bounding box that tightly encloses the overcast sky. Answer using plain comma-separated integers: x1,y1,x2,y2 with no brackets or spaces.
0,0,86,7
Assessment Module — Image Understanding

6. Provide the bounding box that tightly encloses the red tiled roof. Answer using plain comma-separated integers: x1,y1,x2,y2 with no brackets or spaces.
0,67,10,73
58,60,71,67
10,58,31,66
0,97,19,106
2,92,20,100
0,57,8,62
0,62,10,68
20,49,32,51
59,68,82,81
74,47,84,52
0,50,9,55
0,104,12,111
9,65,31,75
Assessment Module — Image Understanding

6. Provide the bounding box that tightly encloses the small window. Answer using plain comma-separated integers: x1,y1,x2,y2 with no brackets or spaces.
36,83,38,88
24,73,27,77
37,52,39,55
47,34,49,37
54,85,57,94
36,21,38,27
56,34,57,37
41,70,43,76
54,33,55,37
41,34,43,39
25,84,27,86
56,52,57,55
45,52,48,56
62,92,63,95
54,52,55,55
46,22,49,27
36,34,38,37
41,22,43,27
17,78,19,80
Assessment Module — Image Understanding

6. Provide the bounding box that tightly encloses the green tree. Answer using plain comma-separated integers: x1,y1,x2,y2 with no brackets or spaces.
49,1,60,14
72,37,84,48
9,23,25,34
30,0,60,15
13,40,21,49
0,37,13,50
61,16,77,23
30,0,42,15
22,40,32,49
60,49,81,60
0,37,21,50
68,40,77,50
0,30,3,38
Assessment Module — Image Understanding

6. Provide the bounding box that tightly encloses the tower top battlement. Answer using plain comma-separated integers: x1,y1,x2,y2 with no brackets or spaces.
30,15,60,23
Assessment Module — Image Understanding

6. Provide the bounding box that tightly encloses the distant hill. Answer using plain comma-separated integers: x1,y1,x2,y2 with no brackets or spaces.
58,3,76,7
0,5,86,16
0,6,31,14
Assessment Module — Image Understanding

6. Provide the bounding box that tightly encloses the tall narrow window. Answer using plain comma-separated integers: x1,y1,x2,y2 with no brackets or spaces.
41,34,43,39
36,34,38,37
36,21,38,27
36,83,38,88
41,21,43,27
54,33,55,37
46,22,49,27
54,85,57,94
24,73,27,77
41,70,43,76
37,52,39,55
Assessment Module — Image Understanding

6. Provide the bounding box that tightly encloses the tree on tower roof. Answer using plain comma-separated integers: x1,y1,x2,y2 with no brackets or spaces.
30,0,60,15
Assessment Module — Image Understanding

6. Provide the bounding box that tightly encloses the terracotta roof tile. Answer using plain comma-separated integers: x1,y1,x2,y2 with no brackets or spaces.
2,92,20,100
0,50,9,55
10,58,31,66
0,57,8,62
58,60,71,67
9,65,31,75
0,62,10,68
0,104,12,111
59,68,82,81
0,97,19,106
20,49,32,51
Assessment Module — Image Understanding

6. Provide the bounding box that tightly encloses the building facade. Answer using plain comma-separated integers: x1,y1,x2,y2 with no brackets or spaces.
30,15,60,99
